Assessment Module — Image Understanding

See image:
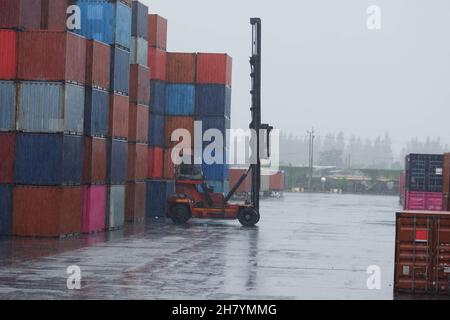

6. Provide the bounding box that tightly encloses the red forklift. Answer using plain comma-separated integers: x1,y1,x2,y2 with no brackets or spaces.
166,18,272,227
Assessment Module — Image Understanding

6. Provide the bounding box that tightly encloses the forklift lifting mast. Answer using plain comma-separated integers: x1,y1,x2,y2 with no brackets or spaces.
166,18,272,227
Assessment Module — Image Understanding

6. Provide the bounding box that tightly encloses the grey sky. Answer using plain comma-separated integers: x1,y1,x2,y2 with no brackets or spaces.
142,0,450,151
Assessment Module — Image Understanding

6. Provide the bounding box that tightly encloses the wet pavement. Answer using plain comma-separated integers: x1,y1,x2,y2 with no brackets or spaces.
0,193,399,300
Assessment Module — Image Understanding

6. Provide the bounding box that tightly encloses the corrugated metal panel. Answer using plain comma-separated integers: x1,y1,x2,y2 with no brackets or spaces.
84,87,109,137
82,185,106,233
0,81,16,131
14,133,83,186
146,180,175,218
132,1,148,39
147,47,166,81
0,133,15,184
150,80,165,114
130,36,148,66
166,84,195,116
196,53,232,86
125,182,146,222
106,185,125,229
196,84,231,117
148,15,167,50
115,2,131,49
167,53,197,84
0,0,42,30
129,64,150,106
0,185,13,235
0,30,17,80
148,113,165,147
111,46,130,94
107,139,128,184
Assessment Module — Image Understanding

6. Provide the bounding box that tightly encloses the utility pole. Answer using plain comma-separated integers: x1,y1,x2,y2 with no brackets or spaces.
307,128,315,191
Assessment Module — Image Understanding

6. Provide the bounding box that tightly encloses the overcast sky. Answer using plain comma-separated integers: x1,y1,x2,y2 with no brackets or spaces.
142,0,450,151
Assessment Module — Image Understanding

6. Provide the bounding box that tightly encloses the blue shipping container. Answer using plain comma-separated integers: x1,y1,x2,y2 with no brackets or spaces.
0,185,13,235
107,139,128,184
196,84,231,118
0,81,16,132
132,0,148,40
166,84,195,116
406,154,444,192
111,46,130,95
14,133,84,186
198,116,231,149
146,180,175,218
150,80,166,115
84,87,109,137
148,112,165,147
203,159,229,181
115,1,132,49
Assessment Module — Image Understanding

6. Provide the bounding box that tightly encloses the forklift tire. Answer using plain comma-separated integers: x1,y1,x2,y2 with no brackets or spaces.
238,208,260,227
169,204,191,225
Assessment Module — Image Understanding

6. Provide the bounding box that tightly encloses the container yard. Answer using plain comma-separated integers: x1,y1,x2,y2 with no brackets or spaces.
1,0,450,306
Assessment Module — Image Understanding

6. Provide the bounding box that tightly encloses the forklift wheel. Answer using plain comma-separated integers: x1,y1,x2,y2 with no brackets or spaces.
238,208,260,227
169,204,191,225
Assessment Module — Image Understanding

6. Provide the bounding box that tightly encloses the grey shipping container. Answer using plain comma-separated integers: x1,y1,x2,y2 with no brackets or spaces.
84,87,109,137
17,81,84,134
0,185,13,235
130,36,148,66
106,185,125,230
0,81,16,132
107,139,128,184
111,46,130,95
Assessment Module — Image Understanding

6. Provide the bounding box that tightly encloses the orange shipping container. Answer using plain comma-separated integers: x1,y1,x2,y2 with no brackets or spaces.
148,14,167,50
13,186,83,237
83,137,107,184
127,143,148,182
125,182,146,222
128,104,149,144
147,47,167,81
85,40,111,90
164,116,194,148
196,53,232,86
148,147,163,179
109,94,129,140
166,52,197,84
129,64,150,105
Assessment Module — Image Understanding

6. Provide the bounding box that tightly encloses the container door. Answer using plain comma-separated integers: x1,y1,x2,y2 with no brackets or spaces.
433,216,450,294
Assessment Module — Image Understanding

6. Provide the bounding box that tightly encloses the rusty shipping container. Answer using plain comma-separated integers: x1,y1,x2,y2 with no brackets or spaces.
13,186,83,237
147,47,166,81
125,182,146,222
148,14,167,50
128,104,149,144
147,146,164,179
40,0,68,31
0,30,17,80
109,94,129,140
196,53,232,86
395,211,450,295
18,31,86,84
129,64,150,106
127,143,148,182
85,40,111,90
83,137,107,185
0,0,42,30
166,52,197,84
164,116,194,148
0,133,15,184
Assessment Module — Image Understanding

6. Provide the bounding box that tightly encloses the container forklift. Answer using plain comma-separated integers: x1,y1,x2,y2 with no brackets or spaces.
166,18,272,227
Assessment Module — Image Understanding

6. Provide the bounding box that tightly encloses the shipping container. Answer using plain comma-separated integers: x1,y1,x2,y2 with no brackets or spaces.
128,103,149,143
84,87,109,137
41,0,68,31
83,137,107,184
394,211,450,295
406,154,444,192
82,185,106,233
206,180,229,194
131,1,148,40
85,40,111,90
18,31,86,84
270,172,285,191
164,116,194,148
18,81,84,134
150,80,165,114
111,45,130,94
125,181,146,222
107,139,128,185
202,163,229,181
0,81,16,131
106,184,125,230
405,191,443,211
13,186,83,237
148,146,164,179
114,1,132,49
444,154,450,195
229,168,251,193
15,133,83,186
163,147,193,180
165,84,195,116
198,116,231,149
146,180,175,218
163,148,175,180
109,93,129,139
147,47,166,81
195,84,231,118
0,185,13,235
148,112,165,147
148,14,167,50
127,143,148,182
129,64,150,105
130,36,148,66
261,174,270,192
0,30,17,80
196,53,232,86
0,133,15,184
166,52,197,83
0,0,42,30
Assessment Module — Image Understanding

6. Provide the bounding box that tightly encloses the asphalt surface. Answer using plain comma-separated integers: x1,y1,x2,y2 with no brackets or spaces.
0,193,399,300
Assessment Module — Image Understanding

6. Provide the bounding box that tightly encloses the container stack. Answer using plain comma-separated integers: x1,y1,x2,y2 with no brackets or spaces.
443,153,450,211
404,154,444,211
126,1,149,223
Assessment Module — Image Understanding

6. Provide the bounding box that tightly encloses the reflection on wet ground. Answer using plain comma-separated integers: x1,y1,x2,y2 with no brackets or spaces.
0,193,400,299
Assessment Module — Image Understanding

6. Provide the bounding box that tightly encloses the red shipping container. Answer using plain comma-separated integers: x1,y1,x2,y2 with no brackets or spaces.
129,64,150,105
18,31,86,84
196,53,232,86
41,0,68,31
83,137,107,184
127,143,148,182
0,0,42,30
13,186,83,237
269,172,285,191
164,116,194,148
148,147,164,179
0,133,15,184
229,168,251,193
148,14,167,50
163,147,193,179
405,191,443,211
166,52,197,83
109,94,129,140
0,30,17,80
86,40,110,90
82,185,106,234
148,47,167,81
128,104,149,144
125,182,146,222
